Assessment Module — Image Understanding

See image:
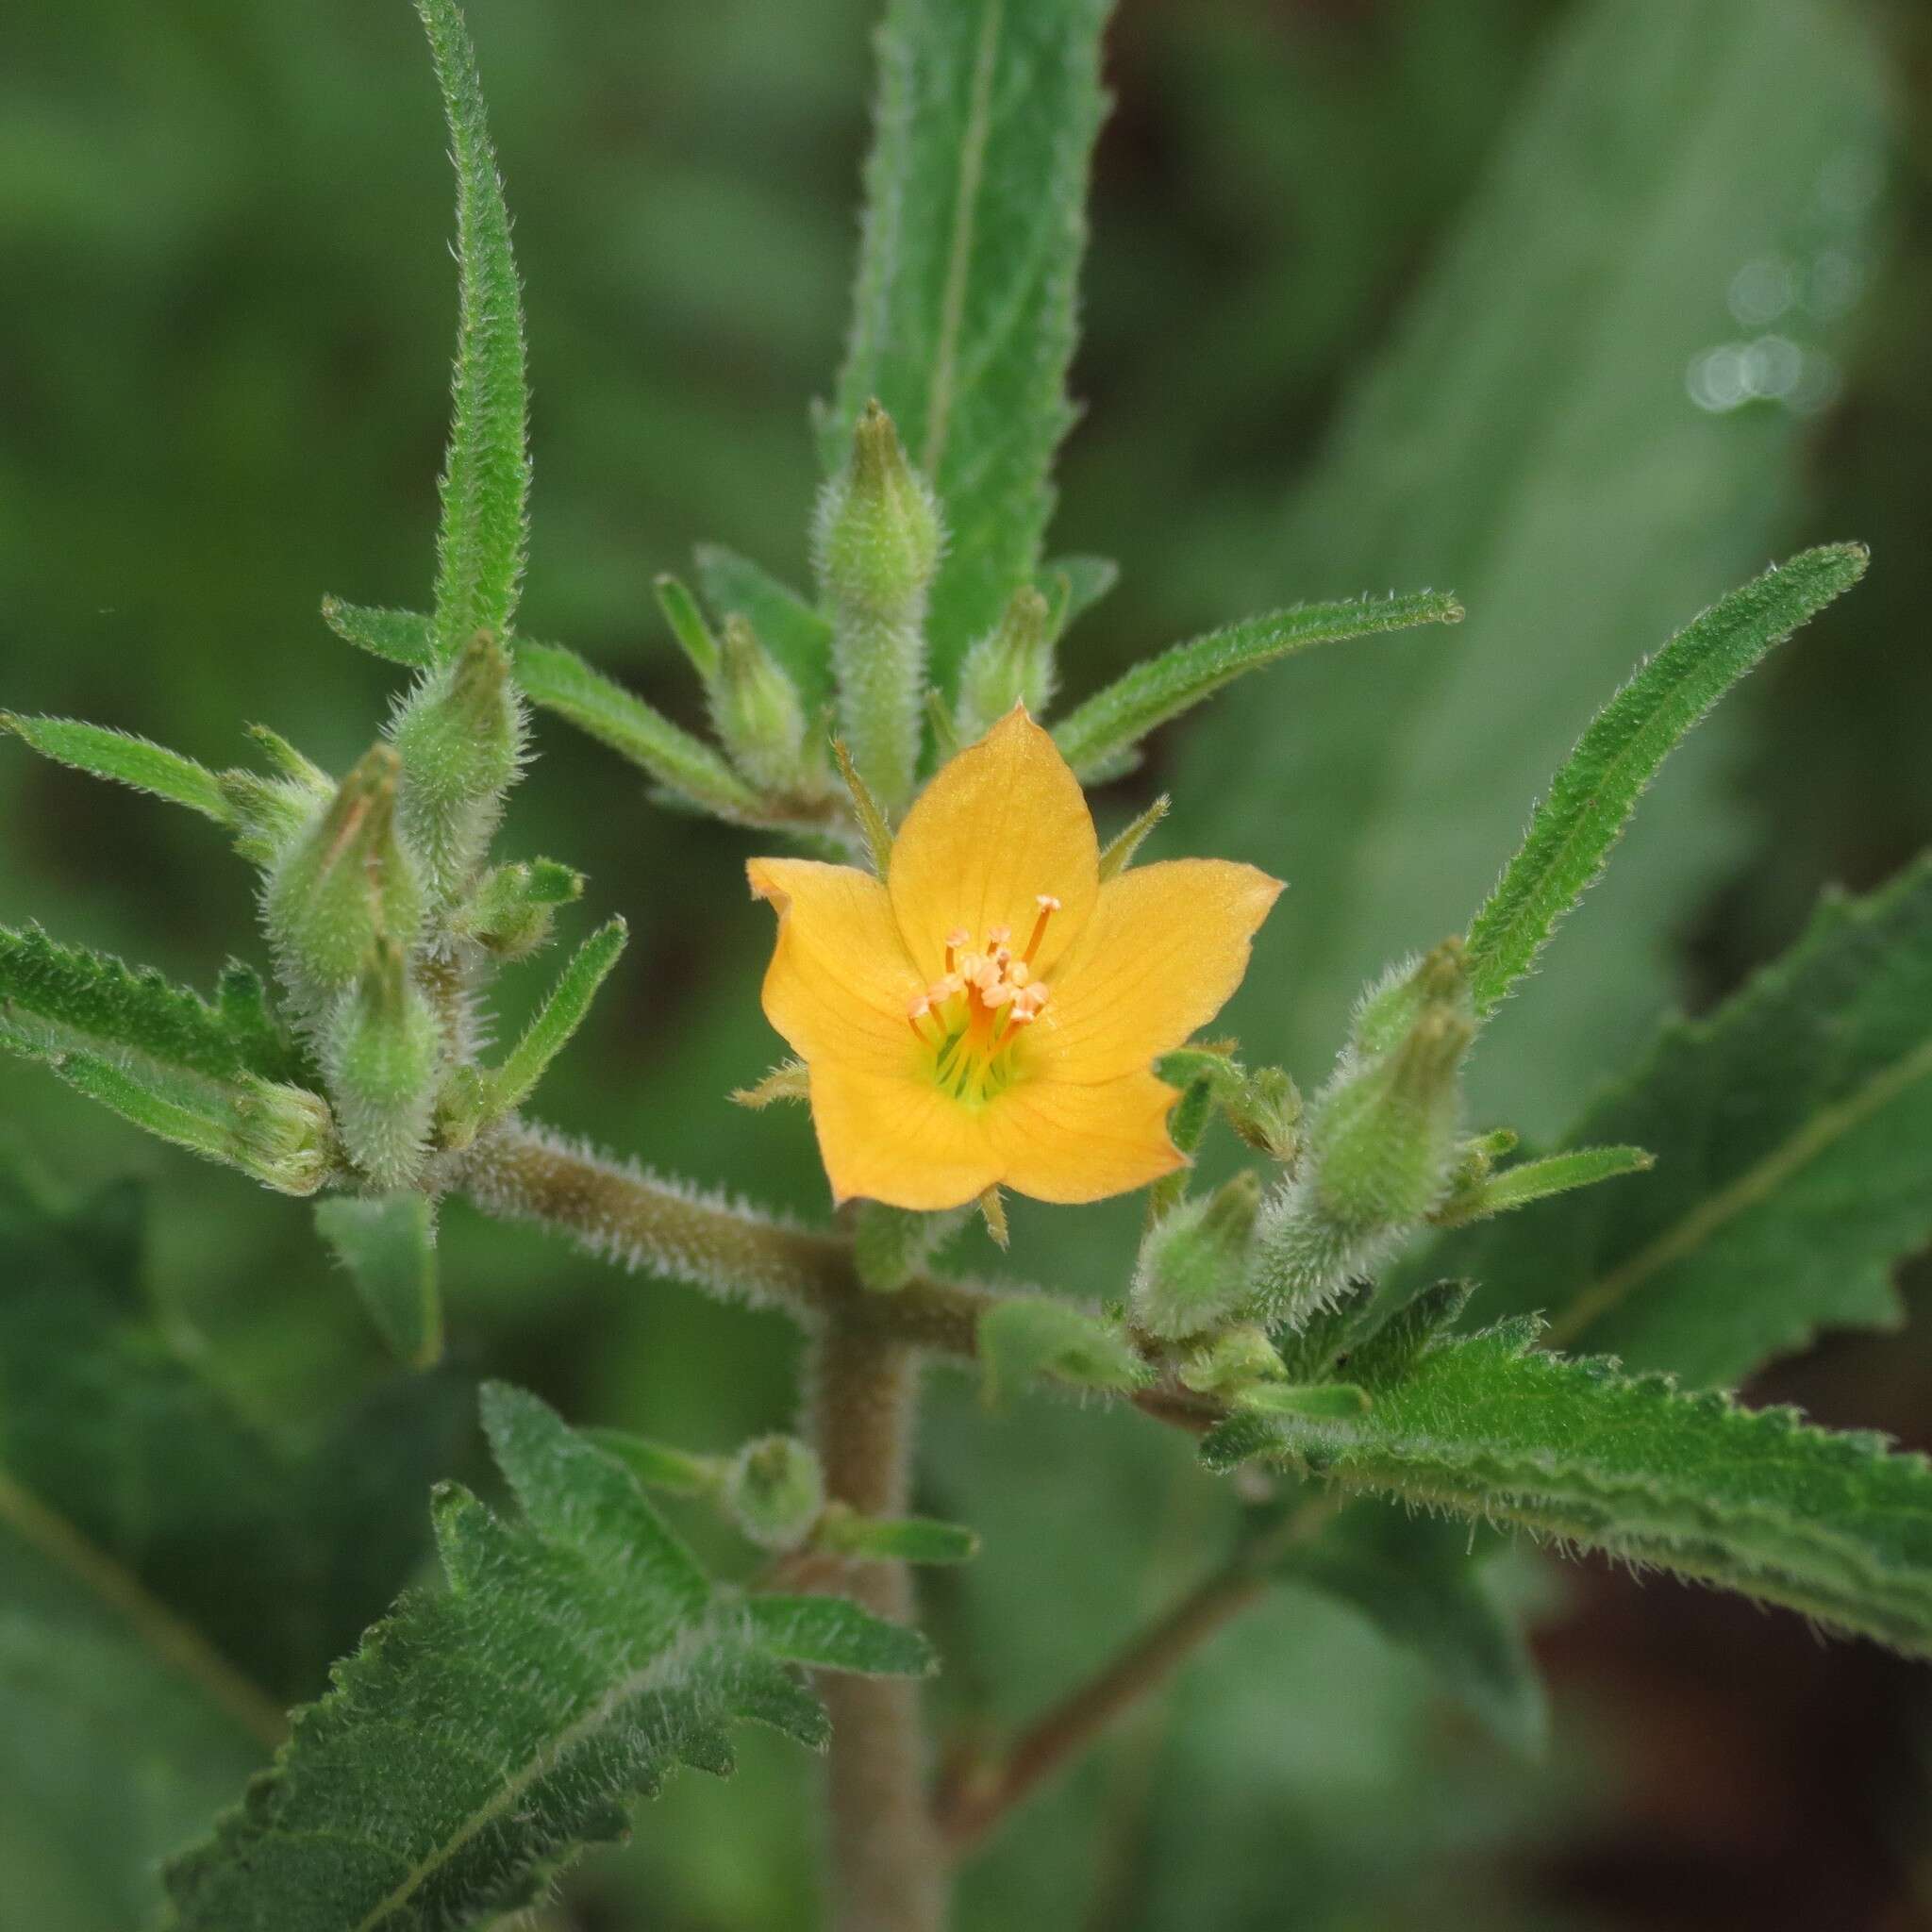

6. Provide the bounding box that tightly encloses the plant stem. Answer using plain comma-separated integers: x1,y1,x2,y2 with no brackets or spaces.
810,1322,948,1932
933,1493,1341,1857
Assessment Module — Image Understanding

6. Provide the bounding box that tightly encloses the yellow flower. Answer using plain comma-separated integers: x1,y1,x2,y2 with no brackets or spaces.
747,707,1282,1211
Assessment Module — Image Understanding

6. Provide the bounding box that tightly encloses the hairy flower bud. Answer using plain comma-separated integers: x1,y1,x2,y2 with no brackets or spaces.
323,938,441,1189
1132,1170,1262,1340
450,857,584,959
723,1434,825,1552
956,585,1055,742
232,1080,337,1196
390,630,525,908
813,401,941,809
1179,1322,1284,1395
265,746,424,1009
709,614,814,797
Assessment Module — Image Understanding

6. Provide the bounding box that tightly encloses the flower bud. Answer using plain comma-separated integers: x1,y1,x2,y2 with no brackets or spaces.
1179,1323,1284,1395
322,938,441,1189
813,402,941,809
451,857,584,959
1131,1170,1262,1340
1349,937,1468,1061
1227,1065,1303,1159
231,1080,336,1195
390,630,525,906
265,746,424,1008
956,586,1054,741
723,1434,825,1552
709,614,814,796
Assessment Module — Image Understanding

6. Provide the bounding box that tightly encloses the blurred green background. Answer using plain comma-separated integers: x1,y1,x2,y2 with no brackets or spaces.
3,0,1931,1926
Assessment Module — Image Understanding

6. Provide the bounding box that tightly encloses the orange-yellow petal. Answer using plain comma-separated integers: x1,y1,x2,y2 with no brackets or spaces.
808,1061,1003,1209
746,858,922,1078
1031,858,1283,1084
888,706,1099,982
988,1070,1185,1204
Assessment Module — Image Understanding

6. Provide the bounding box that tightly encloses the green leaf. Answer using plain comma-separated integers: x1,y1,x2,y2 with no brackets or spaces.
320,596,438,669
694,543,835,711
1434,1143,1653,1228
1038,553,1118,638
1428,854,1932,1387
416,0,530,660
1465,544,1868,1015
1,712,232,823
514,638,768,821
581,1428,723,1497
161,1384,929,1930
0,924,303,1086
977,1298,1148,1408
1207,1323,1932,1658
1238,1382,1371,1422
1273,1507,1544,1754
815,1507,981,1566
1174,0,1889,1135
821,0,1111,683
315,1193,442,1369
480,916,628,1119
1054,591,1462,781
741,1593,938,1677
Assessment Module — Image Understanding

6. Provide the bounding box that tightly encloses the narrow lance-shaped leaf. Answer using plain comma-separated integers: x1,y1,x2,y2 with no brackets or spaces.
1428,851,1932,1388
1,713,232,824
514,639,767,820
822,0,1112,682
417,0,530,660
484,917,627,1118
1432,1143,1653,1229
315,1193,442,1369
161,1384,930,1932
1206,1322,1932,1658
1051,591,1463,781
320,597,438,669
1465,543,1868,1015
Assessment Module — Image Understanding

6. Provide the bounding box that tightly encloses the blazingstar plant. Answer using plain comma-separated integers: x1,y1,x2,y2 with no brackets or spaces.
1,4,1927,1929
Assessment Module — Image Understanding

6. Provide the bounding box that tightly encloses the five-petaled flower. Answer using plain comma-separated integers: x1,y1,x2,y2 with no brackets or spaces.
747,707,1282,1210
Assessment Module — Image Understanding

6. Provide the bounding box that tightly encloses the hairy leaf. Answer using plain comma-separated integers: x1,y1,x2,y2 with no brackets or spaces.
1465,545,1868,1014
514,639,767,820
0,712,232,823
417,0,530,659
977,1299,1147,1408
822,0,1112,682
1053,590,1462,781
1430,854,1932,1386
481,916,628,1119
315,1193,442,1370
0,924,304,1087
1274,1507,1544,1754
321,597,438,669
1207,1323,1932,1657
161,1383,930,1931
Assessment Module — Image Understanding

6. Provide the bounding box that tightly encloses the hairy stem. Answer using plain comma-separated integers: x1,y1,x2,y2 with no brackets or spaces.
934,1494,1339,1857
811,1323,947,1932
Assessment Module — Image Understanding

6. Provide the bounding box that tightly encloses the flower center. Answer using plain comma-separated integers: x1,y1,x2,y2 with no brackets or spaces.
906,895,1058,1104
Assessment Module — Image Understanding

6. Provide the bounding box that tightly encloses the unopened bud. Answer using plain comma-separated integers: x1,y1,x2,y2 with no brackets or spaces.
956,586,1054,741
390,631,525,905
723,1434,825,1552
710,615,814,796
265,746,423,1006
1228,1066,1303,1159
451,858,584,959
323,939,441,1189
232,1080,336,1195
814,402,941,809
1131,1171,1262,1340
1179,1323,1284,1395
1350,937,1468,1061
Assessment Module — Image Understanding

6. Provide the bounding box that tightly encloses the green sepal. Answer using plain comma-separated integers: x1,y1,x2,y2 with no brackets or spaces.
1,712,232,824
1051,591,1462,780
1097,794,1169,881
315,1192,442,1368
977,1299,1148,1409
1464,543,1869,1017
320,597,437,669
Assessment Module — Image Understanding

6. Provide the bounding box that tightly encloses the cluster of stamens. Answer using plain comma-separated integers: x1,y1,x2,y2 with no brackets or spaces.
907,894,1058,1101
